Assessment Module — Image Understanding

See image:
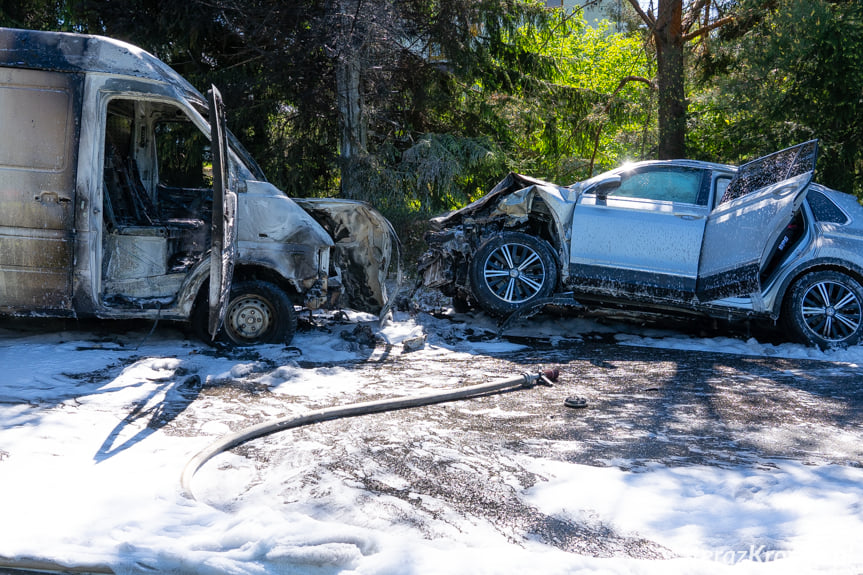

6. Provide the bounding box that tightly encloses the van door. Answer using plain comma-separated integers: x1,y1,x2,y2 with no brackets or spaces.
101,97,213,305
0,68,81,313
206,86,237,339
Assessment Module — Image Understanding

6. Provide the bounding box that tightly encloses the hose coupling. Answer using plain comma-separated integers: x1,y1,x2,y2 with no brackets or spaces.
522,368,558,387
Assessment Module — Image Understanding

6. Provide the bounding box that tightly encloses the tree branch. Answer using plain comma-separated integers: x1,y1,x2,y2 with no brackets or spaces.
624,0,656,34
681,14,735,42
681,0,711,33
609,75,656,101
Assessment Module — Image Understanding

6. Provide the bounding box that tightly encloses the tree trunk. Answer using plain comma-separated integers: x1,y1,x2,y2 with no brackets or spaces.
337,53,366,199
336,0,366,199
655,0,686,159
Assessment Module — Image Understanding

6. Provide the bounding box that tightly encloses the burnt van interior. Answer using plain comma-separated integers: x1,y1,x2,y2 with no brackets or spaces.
101,99,213,306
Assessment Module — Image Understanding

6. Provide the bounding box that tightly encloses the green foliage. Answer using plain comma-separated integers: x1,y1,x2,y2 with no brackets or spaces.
4,0,657,215
0,0,83,30
433,6,654,188
518,17,654,177
371,134,505,214
690,0,863,198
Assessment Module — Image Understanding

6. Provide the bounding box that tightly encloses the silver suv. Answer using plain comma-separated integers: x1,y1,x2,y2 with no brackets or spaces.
419,141,863,348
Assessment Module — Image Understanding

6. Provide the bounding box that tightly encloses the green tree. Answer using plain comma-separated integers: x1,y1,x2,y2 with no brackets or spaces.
624,0,734,159
697,0,863,197
0,0,82,30
356,2,657,226
516,17,654,176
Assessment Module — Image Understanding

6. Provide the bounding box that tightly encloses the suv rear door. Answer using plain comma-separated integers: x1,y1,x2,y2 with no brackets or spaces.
696,140,817,304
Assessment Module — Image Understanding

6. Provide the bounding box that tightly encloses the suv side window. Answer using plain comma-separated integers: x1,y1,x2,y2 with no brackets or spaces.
713,176,732,209
612,167,708,205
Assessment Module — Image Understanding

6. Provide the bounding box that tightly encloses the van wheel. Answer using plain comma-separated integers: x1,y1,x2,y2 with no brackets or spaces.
468,232,558,316
193,280,297,346
222,281,297,346
782,270,863,348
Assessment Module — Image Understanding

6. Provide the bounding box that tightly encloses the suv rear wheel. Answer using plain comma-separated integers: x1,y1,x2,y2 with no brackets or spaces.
783,270,863,348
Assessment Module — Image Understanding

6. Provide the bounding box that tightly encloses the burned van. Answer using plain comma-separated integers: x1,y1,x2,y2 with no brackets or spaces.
0,27,396,345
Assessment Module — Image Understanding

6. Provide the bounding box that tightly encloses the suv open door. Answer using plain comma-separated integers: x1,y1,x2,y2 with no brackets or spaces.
206,86,237,339
696,140,818,304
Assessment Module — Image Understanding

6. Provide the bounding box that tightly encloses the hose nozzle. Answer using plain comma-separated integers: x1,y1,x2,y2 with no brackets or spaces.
541,368,559,383
522,368,558,387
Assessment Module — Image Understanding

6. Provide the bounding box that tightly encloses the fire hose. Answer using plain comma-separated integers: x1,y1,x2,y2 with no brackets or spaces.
0,370,560,574
180,368,559,501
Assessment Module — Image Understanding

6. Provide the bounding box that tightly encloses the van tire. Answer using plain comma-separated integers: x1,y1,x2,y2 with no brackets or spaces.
192,280,297,346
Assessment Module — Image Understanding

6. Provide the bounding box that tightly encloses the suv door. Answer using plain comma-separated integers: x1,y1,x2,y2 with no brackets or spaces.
696,140,817,303
568,164,711,299
206,86,237,339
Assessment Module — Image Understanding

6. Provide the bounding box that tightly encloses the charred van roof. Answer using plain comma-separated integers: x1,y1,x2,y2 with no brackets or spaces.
0,27,205,105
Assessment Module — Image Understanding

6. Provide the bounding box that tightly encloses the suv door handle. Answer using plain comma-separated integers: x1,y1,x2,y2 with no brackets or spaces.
674,214,704,221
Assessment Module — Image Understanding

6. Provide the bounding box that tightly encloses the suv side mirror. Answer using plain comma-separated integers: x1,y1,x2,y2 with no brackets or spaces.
591,175,622,200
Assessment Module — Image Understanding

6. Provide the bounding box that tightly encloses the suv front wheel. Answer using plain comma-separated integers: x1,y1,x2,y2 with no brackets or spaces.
469,232,558,316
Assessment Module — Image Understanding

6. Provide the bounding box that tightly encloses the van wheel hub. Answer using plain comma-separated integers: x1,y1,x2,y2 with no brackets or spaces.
227,296,272,339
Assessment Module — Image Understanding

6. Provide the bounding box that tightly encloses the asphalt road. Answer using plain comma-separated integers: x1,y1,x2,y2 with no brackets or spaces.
5,308,863,564
176,329,863,560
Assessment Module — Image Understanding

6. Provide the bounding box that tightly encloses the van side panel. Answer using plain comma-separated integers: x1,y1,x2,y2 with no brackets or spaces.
0,67,81,313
